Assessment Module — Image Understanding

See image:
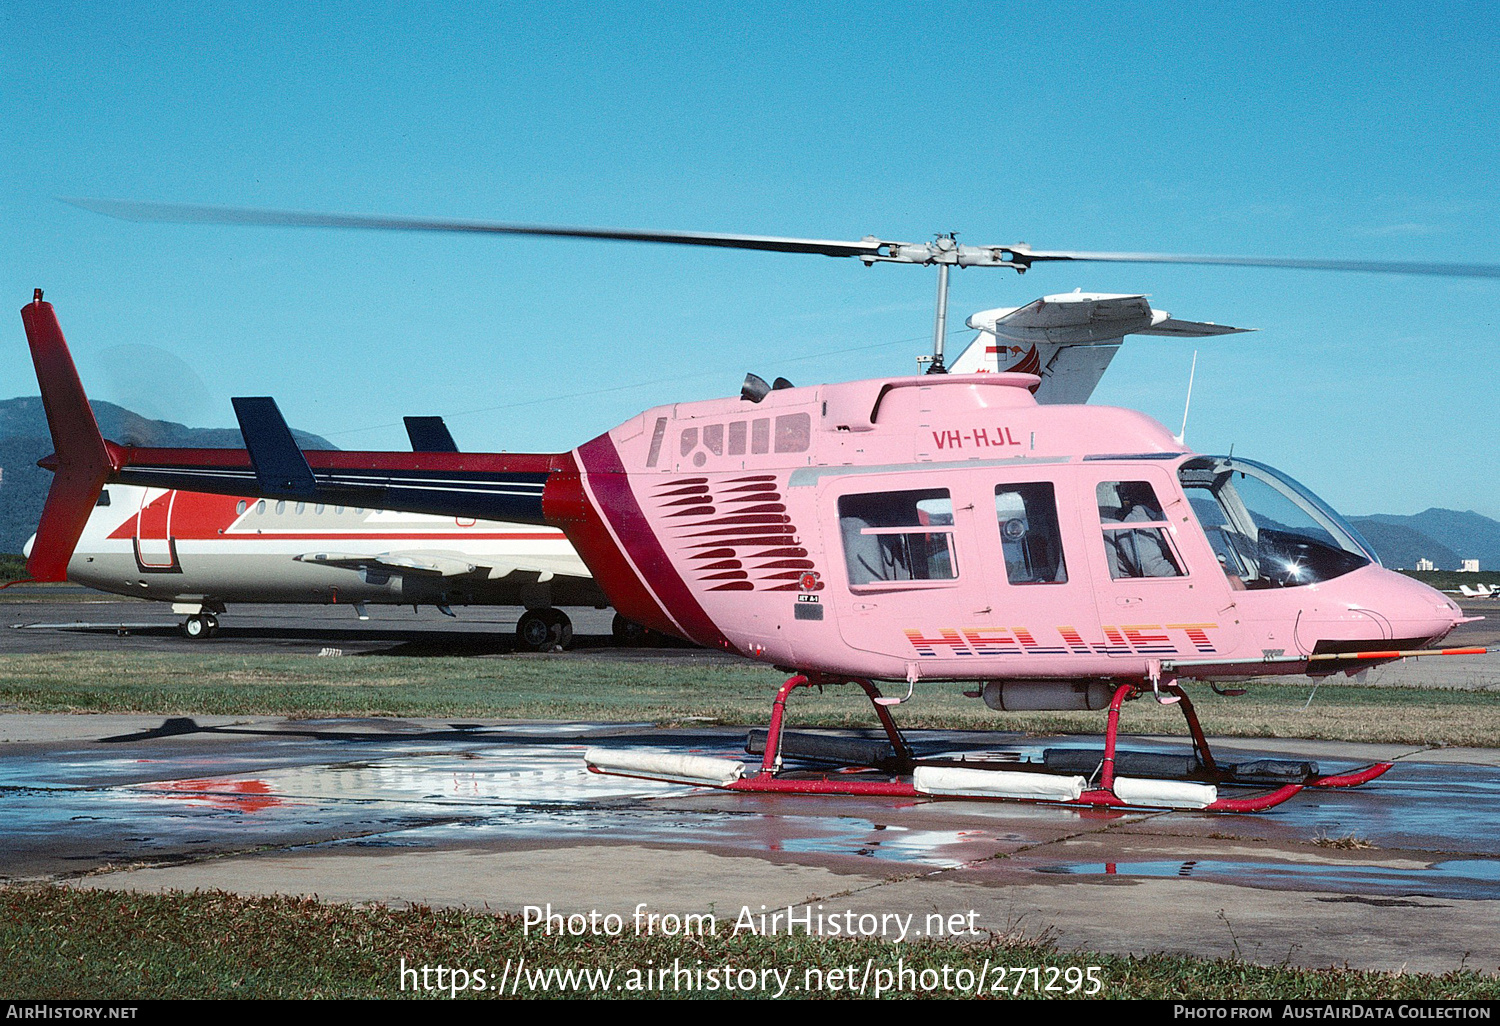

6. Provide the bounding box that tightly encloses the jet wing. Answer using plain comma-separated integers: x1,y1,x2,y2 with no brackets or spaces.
950,292,1251,403
293,550,593,584
295,551,486,578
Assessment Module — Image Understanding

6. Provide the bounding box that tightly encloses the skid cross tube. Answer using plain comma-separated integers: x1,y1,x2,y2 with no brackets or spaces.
696,673,1391,811
753,674,915,778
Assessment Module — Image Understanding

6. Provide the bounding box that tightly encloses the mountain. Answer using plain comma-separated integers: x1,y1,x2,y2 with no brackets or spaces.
1355,509,1500,570
1345,518,1463,571
0,397,335,555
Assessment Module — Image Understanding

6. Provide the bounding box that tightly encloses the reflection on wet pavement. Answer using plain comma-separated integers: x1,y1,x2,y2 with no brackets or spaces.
4,720,1500,893
1036,857,1500,901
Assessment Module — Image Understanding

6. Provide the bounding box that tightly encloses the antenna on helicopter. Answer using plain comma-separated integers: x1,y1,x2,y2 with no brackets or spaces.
1174,350,1199,446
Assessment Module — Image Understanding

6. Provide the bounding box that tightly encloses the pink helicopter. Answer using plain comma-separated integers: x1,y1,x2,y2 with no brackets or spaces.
22,203,1500,811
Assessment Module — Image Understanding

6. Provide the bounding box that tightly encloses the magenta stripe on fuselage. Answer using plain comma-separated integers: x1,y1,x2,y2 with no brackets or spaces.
575,433,735,653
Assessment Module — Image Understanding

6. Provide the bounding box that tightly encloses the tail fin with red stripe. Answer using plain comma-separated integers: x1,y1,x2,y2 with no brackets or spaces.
20,291,120,581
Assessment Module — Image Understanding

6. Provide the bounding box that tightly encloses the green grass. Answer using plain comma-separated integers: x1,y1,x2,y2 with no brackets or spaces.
0,553,28,583
2,886,1494,999
0,651,1497,747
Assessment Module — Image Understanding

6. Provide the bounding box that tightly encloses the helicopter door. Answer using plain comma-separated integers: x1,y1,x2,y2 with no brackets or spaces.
134,488,181,571
828,480,977,665
973,478,1091,657
1086,470,1235,660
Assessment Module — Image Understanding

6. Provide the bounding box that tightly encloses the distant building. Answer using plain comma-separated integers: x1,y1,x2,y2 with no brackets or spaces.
1461,559,1481,573
1416,558,1436,571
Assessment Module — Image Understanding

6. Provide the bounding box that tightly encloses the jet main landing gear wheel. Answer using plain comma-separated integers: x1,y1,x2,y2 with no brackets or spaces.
611,613,651,647
516,608,574,651
181,614,218,639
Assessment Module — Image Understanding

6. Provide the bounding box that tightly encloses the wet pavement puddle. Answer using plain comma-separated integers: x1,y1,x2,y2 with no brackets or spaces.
1036,857,1500,901
4,726,1500,886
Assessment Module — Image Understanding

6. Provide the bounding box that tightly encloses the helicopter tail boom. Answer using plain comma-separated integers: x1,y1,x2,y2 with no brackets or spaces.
22,294,569,581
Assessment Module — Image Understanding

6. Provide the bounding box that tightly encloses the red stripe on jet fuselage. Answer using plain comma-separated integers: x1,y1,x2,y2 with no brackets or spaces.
105,491,565,541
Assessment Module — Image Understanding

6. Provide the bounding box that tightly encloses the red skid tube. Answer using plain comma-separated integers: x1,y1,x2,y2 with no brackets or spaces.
596,673,1393,813
1309,762,1394,788
724,777,921,798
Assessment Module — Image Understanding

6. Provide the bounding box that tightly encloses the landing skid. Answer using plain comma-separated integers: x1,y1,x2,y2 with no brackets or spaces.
585,674,1392,813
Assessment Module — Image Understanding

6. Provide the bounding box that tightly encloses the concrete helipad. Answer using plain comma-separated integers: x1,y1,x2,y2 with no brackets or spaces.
2,712,1498,974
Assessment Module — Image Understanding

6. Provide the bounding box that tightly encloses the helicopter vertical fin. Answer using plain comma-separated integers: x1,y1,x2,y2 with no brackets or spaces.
231,396,318,498
404,415,460,452
20,293,121,581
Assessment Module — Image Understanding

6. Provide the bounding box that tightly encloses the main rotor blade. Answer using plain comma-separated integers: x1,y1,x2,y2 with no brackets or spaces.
60,198,883,259
62,198,1500,279
1015,248,1500,280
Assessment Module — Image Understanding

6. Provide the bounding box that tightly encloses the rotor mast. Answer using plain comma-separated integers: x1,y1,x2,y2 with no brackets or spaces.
859,231,1036,375
929,261,950,374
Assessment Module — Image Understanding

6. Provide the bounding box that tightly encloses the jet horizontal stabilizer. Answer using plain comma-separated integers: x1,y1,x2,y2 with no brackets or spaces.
951,292,1251,404
1140,317,1252,338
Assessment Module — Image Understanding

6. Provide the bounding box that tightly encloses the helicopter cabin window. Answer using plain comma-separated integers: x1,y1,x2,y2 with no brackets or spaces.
774,413,810,453
255,500,266,515
995,483,1067,584
1096,481,1184,579
751,418,771,454
839,488,958,586
236,500,247,515
95,489,111,507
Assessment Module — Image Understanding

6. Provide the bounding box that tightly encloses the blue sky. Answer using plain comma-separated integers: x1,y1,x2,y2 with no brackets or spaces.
2,2,1497,518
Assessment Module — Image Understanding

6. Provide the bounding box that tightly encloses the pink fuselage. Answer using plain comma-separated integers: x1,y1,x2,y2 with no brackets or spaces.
565,372,1462,684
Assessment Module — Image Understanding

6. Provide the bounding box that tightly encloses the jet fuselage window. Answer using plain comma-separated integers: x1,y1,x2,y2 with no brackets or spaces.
839,488,958,586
